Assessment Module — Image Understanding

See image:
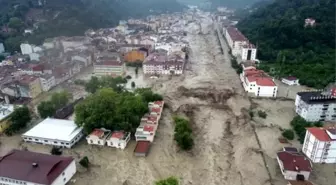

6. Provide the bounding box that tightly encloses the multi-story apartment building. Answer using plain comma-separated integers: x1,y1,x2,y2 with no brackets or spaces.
143,52,185,75
39,74,56,91
240,68,277,97
93,60,125,76
224,27,257,61
241,44,257,61
302,127,336,163
17,75,43,98
295,91,336,122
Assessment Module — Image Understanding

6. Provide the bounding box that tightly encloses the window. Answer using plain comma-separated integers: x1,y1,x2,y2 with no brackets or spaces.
90,140,93,143
28,138,32,140
98,141,100,144
62,172,65,176
44,140,48,142
54,141,58,144
61,142,64,145
63,178,66,182
66,143,69,145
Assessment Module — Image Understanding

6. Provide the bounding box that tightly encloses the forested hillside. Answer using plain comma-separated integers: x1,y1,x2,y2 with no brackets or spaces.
0,0,184,52
210,0,272,9
237,0,335,88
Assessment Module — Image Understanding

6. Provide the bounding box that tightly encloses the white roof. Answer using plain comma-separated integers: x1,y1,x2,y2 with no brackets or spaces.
22,118,82,142
0,104,14,121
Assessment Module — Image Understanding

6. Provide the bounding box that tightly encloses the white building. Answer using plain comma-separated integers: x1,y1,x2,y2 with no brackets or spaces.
0,43,5,53
143,53,185,75
106,131,131,149
224,27,258,61
295,91,336,122
39,74,56,91
282,76,300,86
20,43,33,55
241,44,257,61
22,118,83,148
0,149,76,185
86,128,111,146
240,68,277,97
302,127,336,163
135,124,156,142
277,147,312,180
28,52,40,61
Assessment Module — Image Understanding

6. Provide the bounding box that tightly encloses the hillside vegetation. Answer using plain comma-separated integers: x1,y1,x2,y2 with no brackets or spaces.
237,0,335,88
0,0,184,52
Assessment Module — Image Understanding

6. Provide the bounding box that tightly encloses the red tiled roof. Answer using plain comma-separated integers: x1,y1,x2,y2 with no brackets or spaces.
154,101,164,106
151,107,161,113
226,27,248,42
90,129,106,138
0,149,73,185
19,75,37,85
277,151,312,172
147,116,157,122
134,141,150,154
32,64,44,72
247,76,276,86
111,131,124,139
307,127,336,141
144,124,154,132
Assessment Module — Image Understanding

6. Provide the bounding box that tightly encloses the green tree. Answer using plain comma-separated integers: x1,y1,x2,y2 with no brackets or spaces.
155,176,179,185
5,106,31,135
173,116,194,150
282,129,294,140
37,101,56,118
75,88,148,134
51,91,71,109
257,110,267,119
135,88,163,104
8,17,24,30
79,156,89,168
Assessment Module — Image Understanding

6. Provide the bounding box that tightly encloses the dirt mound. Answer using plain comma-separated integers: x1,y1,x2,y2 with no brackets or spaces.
177,86,236,104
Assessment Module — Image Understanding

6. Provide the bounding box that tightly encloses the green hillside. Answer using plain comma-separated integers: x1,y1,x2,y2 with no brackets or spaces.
237,0,335,88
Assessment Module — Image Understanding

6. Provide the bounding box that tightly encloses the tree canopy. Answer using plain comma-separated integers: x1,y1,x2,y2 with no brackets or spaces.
74,88,148,134
5,106,31,135
83,76,127,94
237,0,335,88
37,91,71,118
173,116,194,150
155,176,179,185
290,116,323,143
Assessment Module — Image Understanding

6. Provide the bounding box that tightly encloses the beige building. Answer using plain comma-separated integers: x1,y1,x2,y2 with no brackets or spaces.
18,75,43,98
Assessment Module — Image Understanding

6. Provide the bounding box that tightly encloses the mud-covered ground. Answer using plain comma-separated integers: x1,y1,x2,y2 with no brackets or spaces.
1,17,335,185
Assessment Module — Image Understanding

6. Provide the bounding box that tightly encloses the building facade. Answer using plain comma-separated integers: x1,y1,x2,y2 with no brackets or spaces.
86,128,111,146
241,45,257,61
295,91,336,122
39,75,56,91
93,61,125,76
17,75,43,98
20,43,33,55
302,127,336,163
282,77,300,86
0,149,76,185
240,69,277,97
106,131,131,149
22,118,83,148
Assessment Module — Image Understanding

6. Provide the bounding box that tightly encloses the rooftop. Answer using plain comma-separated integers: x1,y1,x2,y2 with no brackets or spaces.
297,91,336,104
22,118,83,142
95,60,123,66
89,128,111,139
277,151,312,172
0,149,73,185
0,104,14,121
107,131,129,140
226,27,248,42
283,76,297,81
134,141,150,154
307,127,336,142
